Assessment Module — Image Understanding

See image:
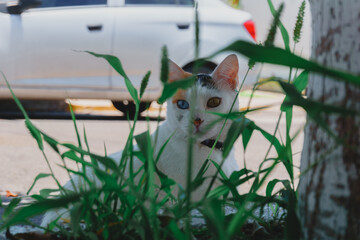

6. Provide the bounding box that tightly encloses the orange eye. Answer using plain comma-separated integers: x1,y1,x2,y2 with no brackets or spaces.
207,97,221,108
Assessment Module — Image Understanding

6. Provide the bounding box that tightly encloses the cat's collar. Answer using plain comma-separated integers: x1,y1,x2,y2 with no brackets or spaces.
201,139,224,151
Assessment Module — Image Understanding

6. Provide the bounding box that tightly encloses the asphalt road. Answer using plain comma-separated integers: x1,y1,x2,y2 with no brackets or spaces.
0,91,306,197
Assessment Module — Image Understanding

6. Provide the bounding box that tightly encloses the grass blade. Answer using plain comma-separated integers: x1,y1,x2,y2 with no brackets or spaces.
223,118,251,159
2,198,21,220
266,179,291,197
25,120,43,150
265,2,284,48
85,51,139,104
26,173,52,195
281,71,308,111
242,126,254,151
212,40,360,87
158,76,196,104
0,193,87,230
267,0,290,51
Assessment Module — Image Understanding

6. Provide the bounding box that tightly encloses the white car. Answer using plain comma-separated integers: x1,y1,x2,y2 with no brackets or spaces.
0,0,257,115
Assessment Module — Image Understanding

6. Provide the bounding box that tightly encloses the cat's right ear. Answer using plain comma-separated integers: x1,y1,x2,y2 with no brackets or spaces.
212,54,239,90
168,59,190,82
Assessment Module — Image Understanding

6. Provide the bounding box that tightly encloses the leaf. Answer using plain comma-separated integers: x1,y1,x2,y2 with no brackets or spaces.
155,131,175,163
43,134,59,153
70,202,82,236
282,188,301,240
293,70,309,91
140,71,151,99
223,118,251,159
86,51,139,104
157,75,196,104
280,81,358,116
25,120,43,150
0,72,30,120
281,71,308,111
212,40,360,87
94,169,119,189
58,165,91,186
242,126,254,151
26,173,52,195
247,121,285,159
246,120,295,180
168,220,186,240
83,126,98,168
135,131,156,197
207,185,229,199
157,169,176,191
207,105,270,120
2,197,21,220
135,131,153,162
229,168,252,183
266,179,291,197
39,189,60,199
0,193,85,230
68,101,83,152
284,107,294,181
62,151,84,163
60,143,119,174
278,80,358,141
201,199,227,240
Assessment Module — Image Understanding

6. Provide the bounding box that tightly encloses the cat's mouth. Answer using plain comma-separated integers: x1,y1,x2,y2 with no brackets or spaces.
195,126,201,133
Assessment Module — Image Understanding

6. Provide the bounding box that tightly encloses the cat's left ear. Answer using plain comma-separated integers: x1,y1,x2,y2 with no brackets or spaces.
168,59,191,82
212,54,239,90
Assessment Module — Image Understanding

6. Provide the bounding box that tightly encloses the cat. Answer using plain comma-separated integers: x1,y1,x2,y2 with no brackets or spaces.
41,54,240,227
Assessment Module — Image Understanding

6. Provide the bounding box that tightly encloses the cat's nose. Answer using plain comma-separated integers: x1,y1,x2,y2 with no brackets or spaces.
194,118,204,127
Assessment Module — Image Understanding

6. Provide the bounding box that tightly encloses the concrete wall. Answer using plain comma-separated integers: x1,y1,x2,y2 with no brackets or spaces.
241,0,312,78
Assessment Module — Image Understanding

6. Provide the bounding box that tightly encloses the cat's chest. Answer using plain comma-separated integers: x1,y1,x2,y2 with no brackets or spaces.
154,134,223,185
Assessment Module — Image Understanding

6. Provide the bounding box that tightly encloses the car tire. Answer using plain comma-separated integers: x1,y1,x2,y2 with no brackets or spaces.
112,101,151,118
182,62,217,74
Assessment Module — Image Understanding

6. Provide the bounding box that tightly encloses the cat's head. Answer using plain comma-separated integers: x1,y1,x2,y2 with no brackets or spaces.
166,54,239,142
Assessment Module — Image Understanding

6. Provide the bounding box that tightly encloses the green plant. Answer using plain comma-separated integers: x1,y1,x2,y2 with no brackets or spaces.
1,1,360,239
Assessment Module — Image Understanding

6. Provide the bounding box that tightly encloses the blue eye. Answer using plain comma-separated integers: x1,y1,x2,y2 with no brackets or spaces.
177,100,189,109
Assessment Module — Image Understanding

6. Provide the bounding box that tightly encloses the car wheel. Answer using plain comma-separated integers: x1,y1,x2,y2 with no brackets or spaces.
112,100,151,118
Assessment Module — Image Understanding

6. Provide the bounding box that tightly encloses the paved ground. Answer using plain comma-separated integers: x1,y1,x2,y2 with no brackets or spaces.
0,91,306,196
0,90,306,238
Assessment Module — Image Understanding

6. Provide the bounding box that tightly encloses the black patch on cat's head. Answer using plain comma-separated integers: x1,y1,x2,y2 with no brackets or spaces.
196,74,217,89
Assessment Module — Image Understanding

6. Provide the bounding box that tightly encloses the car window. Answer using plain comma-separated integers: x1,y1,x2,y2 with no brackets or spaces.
39,0,107,8
125,0,193,5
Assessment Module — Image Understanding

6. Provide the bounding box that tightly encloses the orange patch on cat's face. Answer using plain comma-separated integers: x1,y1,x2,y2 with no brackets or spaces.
171,72,192,104
172,90,186,104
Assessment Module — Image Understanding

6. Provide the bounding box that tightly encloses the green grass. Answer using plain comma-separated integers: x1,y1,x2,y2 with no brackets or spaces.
1,1,360,239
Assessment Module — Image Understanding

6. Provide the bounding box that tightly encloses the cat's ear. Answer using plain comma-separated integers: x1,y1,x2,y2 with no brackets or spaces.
212,54,239,90
168,59,191,82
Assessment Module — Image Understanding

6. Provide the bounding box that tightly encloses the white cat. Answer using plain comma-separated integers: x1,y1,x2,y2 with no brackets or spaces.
41,54,240,227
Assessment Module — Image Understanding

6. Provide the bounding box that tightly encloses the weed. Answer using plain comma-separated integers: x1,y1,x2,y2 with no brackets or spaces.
1,1,360,240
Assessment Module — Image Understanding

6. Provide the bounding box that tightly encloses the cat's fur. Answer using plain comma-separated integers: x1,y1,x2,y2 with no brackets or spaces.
41,54,240,227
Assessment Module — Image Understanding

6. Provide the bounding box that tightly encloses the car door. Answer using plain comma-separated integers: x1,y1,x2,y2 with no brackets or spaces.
110,0,194,97
0,0,114,93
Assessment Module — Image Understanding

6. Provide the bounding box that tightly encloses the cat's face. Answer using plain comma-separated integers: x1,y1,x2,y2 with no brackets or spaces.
166,55,240,142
